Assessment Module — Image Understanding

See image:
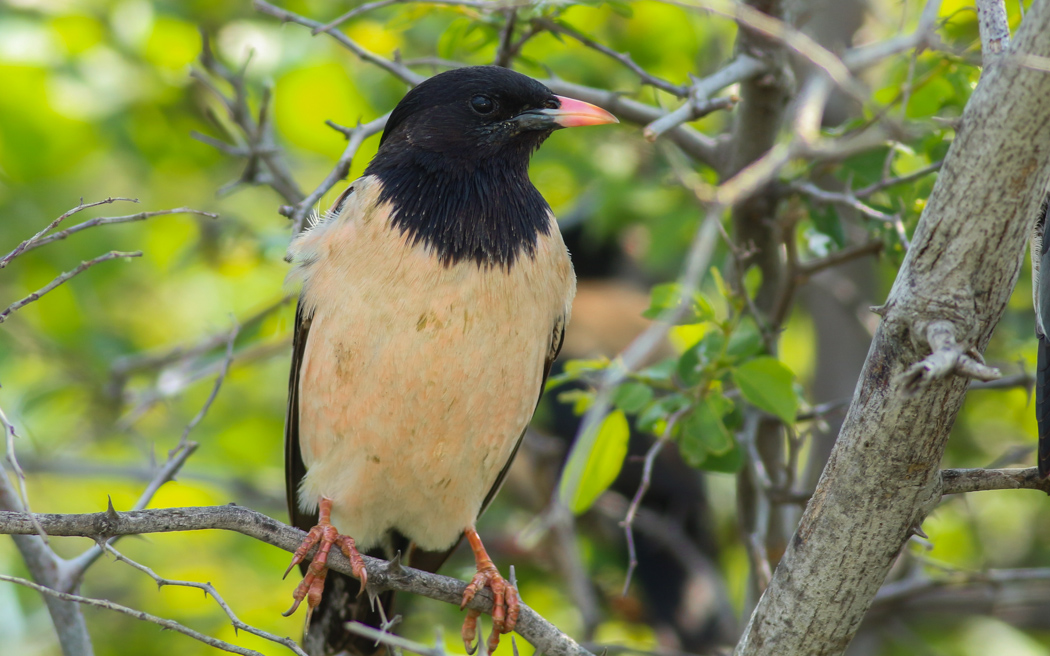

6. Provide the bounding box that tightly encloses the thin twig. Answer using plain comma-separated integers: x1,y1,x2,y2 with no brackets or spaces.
104,544,308,656
532,17,687,97
0,574,269,656
619,408,688,596
791,181,898,222
644,55,765,139
26,209,217,254
178,324,240,446
285,114,390,237
0,251,142,324
0,197,138,268
854,160,944,198
253,0,425,86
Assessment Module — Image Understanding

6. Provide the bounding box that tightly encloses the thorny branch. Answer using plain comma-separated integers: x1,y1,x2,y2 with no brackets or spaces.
0,505,594,656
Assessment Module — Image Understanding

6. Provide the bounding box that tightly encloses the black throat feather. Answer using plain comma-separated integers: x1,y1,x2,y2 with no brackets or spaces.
365,143,552,270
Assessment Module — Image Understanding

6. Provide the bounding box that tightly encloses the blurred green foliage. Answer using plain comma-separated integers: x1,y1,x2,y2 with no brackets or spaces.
1,1,1049,655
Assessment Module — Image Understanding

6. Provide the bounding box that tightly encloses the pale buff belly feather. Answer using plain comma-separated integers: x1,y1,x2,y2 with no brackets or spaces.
290,177,575,552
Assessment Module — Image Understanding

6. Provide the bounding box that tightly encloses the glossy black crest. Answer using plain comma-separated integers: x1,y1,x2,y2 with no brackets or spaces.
365,66,559,268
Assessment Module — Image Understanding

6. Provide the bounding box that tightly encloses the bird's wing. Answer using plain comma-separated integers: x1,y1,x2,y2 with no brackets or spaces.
285,300,316,532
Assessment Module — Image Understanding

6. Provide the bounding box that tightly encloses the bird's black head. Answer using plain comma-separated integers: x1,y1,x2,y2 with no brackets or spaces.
363,66,616,269
376,66,612,164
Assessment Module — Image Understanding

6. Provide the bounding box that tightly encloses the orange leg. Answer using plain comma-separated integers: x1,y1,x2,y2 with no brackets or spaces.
282,497,368,620
460,526,520,654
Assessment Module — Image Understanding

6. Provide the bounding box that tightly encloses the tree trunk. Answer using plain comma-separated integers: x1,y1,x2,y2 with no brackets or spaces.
736,4,1050,654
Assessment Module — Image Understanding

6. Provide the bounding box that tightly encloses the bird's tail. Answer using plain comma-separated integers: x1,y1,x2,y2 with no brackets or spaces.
1038,333,1050,478
300,536,459,656
302,553,393,656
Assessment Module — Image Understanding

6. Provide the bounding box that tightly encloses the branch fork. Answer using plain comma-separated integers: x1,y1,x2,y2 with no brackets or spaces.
898,320,1001,393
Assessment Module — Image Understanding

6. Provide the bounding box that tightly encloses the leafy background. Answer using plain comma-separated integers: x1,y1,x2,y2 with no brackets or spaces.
1,0,1048,655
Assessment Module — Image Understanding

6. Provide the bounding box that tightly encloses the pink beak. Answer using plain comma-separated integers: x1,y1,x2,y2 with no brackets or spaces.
548,95,619,128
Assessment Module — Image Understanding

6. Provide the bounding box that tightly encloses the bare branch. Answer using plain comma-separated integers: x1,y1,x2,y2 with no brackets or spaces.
791,181,898,222
494,8,519,68
21,208,217,255
285,114,389,237
0,197,138,268
178,325,239,447
345,622,448,656
644,55,765,140
1,426,94,655
619,408,687,595
874,567,1050,607
0,251,142,324
0,574,267,656
843,0,943,71
854,161,943,198
940,467,1050,495
796,241,884,280
253,0,425,86
194,32,305,204
532,17,687,97
311,0,499,36
104,544,308,656
660,0,862,99
0,506,595,656
543,79,723,169
976,0,1011,62
111,295,291,378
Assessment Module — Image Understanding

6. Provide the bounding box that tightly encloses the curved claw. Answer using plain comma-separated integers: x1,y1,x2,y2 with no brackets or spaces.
459,527,520,653
282,497,366,618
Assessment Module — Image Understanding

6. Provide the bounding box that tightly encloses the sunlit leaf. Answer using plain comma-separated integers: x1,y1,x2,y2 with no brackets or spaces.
732,356,797,424
559,409,630,514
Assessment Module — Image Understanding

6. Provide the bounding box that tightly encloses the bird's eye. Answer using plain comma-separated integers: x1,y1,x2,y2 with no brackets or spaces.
470,95,495,114
543,98,560,110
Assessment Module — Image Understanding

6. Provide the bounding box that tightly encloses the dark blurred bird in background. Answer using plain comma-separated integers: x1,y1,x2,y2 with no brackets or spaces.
282,65,616,655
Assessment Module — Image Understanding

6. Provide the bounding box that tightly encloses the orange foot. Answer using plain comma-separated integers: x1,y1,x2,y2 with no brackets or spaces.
282,496,367,620
460,526,520,654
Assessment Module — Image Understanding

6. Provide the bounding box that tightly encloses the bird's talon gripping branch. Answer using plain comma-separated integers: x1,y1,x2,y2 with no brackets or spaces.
282,497,366,618
461,527,519,653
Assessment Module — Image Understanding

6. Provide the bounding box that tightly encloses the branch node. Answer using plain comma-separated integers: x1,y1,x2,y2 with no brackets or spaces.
898,320,1001,394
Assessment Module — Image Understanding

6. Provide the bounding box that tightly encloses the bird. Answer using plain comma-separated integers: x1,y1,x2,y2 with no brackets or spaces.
1032,191,1050,478
282,65,618,655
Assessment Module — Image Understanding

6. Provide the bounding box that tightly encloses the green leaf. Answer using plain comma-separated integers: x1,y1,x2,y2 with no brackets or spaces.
559,409,630,514
636,357,677,383
545,357,609,392
612,381,653,414
732,356,797,424
677,396,734,468
557,389,595,415
698,439,744,473
637,393,690,434
677,331,725,386
726,318,763,360
642,282,713,324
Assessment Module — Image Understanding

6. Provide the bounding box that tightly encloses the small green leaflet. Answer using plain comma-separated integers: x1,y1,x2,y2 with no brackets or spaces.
678,396,733,467
732,356,798,424
612,381,653,414
642,282,714,324
559,409,630,514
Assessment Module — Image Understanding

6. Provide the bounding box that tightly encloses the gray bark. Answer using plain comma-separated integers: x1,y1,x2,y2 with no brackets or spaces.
736,3,1050,654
